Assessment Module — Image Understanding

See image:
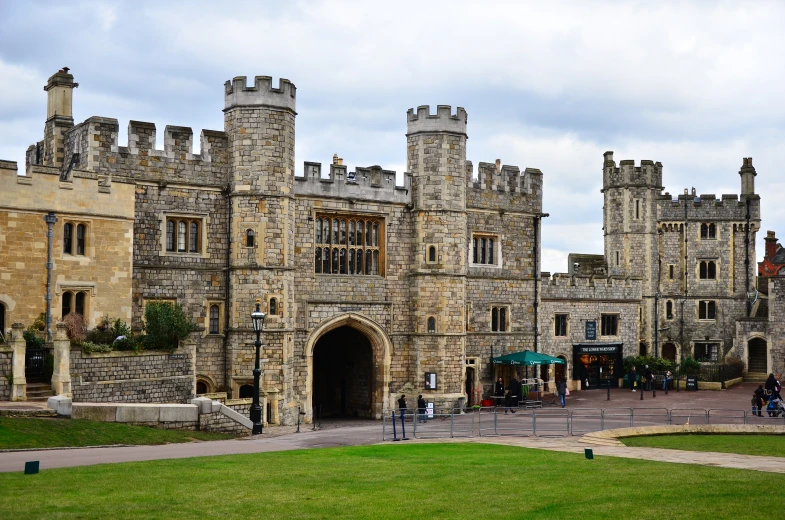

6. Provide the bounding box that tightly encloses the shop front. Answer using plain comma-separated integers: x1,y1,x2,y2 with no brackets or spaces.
572,343,623,389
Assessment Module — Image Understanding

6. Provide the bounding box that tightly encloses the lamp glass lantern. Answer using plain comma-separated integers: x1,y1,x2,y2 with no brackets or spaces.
251,303,266,333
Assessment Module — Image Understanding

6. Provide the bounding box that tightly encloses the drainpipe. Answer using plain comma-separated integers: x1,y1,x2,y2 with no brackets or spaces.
533,213,549,353
745,197,751,317
223,187,233,397
44,212,58,342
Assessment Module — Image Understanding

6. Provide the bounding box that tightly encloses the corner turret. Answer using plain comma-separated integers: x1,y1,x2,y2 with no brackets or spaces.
406,105,467,136
224,76,296,113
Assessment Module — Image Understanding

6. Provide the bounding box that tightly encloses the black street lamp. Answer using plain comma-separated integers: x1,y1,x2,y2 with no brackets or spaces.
250,298,266,435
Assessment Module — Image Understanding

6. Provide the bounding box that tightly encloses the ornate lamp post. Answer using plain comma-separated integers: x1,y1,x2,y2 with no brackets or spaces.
250,298,266,435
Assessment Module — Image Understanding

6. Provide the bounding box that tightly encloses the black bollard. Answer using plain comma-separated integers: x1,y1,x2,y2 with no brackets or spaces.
640,386,644,400
392,410,400,441
607,386,611,401
400,411,409,440
653,386,656,398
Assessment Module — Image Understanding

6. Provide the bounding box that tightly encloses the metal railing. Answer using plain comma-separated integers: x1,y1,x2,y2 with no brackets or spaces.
383,406,785,441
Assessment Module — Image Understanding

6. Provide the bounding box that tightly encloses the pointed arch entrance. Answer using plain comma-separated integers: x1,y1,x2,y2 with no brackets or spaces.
305,314,391,420
747,337,768,374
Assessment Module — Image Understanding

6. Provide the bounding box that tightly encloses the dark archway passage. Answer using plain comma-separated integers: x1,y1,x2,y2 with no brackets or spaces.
662,343,677,361
748,338,768,373
0,304,5,339
312,326,373,418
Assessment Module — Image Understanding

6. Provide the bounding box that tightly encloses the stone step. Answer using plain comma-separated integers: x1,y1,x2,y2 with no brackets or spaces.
744,372,768,382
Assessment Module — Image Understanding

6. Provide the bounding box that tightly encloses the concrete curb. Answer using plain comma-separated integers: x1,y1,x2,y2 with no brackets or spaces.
581,424,785,446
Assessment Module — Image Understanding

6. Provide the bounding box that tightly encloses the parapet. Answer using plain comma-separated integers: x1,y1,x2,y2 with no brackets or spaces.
295,160,412,205
48,117,229,185
541,273,642,301
466,159,543,214
224,76,296,113
406,105,467,136
602,152,663,190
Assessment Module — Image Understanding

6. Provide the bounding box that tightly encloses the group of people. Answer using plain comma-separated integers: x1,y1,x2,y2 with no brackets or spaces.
397,394,430,423
628,365,660,392
752,373,783,417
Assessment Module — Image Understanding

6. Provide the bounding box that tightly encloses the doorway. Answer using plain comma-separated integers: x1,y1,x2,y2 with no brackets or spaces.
554,356,566,382
465,366,475,407
662,343,677,361
748,338,767,373
312,326,373,418
0,303,5,339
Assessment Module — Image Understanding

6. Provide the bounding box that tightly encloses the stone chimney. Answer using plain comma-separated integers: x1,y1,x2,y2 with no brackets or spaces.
765,230,779,260
42,68,78,168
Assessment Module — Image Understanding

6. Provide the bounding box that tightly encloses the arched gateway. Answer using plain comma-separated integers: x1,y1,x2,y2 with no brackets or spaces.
305,314,391,420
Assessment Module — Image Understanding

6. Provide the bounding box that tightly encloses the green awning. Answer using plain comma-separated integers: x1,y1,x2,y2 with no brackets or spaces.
492,350,566,366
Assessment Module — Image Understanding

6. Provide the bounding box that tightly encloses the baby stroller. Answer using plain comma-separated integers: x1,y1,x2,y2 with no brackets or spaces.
766,396,784,418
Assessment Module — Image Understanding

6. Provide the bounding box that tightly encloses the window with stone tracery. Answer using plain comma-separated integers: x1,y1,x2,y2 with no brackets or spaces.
314,215,384,276
165,216,203,254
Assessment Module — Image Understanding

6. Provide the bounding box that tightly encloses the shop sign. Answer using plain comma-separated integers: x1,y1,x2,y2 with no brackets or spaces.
585,321,597,340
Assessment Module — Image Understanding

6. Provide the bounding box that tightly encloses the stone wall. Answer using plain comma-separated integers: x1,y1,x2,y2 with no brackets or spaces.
0,349,11,401
768,277,785,374
70,346,195,403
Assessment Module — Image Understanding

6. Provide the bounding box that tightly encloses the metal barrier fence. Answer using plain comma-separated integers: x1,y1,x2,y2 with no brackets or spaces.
384,406,785,440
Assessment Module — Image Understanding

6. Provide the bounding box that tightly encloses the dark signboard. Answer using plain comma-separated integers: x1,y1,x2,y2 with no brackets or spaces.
685,376,698,391
585,321,597,341
576,344,621,354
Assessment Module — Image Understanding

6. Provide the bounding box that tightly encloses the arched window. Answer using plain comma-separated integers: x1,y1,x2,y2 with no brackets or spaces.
699,261,708,279
62,291,73,318
239,385,254,399
178,221,187,252
75,291,86,316
666,300,673,320
707,261,716,279
708,223,716,239
700,223,709,239
63,223,73,254
196,381,209,394
76,224,86,255
269,298,277,317
701,223,716,239
246,229,254,248
166,220,175,252
427,316,436,333
189,222,199,252
209,304,220,334
429,246,436,263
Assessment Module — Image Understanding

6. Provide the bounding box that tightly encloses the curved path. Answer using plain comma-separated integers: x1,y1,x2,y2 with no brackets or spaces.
2,421,785,474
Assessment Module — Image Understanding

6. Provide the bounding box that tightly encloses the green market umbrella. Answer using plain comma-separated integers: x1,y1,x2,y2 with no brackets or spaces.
492,350,565,366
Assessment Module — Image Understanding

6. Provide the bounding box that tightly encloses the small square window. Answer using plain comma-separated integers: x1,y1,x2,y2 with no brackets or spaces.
600,314,619,336
554,314,568,337
471,234,499,266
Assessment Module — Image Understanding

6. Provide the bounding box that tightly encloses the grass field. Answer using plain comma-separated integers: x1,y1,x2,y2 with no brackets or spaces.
622,433,785,457
0,443,779,519
0,417,236,449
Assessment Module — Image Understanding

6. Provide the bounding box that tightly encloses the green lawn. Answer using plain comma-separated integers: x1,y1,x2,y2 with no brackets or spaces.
0,417,236,449
622,433,785,457
0,443,779,519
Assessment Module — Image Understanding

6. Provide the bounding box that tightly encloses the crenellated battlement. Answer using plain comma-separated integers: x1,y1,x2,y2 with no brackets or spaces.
406,105,467,135
224,76,296,113
602,151,663,190
295,160,412,204
49,117,230,185
466,160,543,214
541,273,642,301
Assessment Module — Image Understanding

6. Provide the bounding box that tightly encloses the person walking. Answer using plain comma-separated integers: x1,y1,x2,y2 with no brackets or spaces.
417,394,427,423
629,366,637,392
753,385,766,417
644,365,653,391
765,373,777,394
495,377,505,410
505,376,521,413
398,394,407,423
556,378,568,408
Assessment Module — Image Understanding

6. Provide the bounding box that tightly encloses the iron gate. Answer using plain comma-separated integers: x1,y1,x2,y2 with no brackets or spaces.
25,348,46,380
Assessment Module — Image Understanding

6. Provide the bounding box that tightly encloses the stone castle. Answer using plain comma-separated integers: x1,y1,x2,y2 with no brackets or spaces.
0,69,780,422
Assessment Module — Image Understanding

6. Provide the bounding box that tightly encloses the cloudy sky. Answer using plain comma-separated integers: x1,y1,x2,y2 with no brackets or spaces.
1,1,783,274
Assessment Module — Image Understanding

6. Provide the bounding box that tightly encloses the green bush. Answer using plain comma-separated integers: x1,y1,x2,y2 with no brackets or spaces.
679,357,701,375
623,355,675,373
23,330,45,349
143,301,197,352
80,341,113,354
